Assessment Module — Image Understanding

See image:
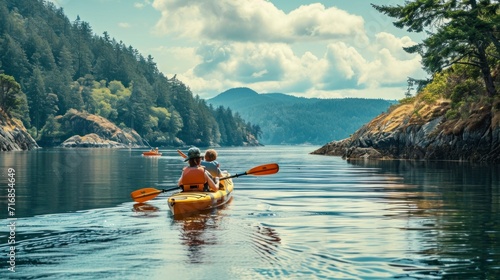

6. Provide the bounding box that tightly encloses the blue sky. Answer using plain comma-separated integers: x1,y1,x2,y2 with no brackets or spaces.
47,0,427,100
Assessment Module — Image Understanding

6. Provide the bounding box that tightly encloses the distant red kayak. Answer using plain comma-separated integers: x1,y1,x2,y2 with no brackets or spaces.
142,150,162,156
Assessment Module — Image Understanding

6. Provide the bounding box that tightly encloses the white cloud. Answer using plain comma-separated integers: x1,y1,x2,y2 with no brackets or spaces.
319,36,423,91
150,0,425,99
164,38,424,99
325,42,366,82
134,0,151,9
373,32,417,60
150,46,199,75
151,0,367,44
169,42,320,96
192,42,296,83
286,4,368,45
118,22,131,28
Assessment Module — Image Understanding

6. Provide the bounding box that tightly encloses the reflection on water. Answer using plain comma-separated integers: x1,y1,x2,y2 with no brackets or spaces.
346,159,500,279
132,203,160,215
171,197,282,266
251,224,281,263
173,200,233,264
0,146,499,279
177,214,217,264
0,148,183,219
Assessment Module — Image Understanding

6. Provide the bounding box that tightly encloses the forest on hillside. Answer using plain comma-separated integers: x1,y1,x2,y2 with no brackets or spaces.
209,88,393,145
0,0,260,147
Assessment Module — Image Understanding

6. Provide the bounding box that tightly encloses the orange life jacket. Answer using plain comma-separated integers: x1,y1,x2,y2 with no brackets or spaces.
180,166,208,192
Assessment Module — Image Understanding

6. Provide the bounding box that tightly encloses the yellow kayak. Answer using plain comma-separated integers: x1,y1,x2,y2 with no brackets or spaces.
130,163,278,216
167,175,234,216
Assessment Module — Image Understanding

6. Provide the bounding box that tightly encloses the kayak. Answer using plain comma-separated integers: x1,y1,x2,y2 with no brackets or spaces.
167,174,234,216
130,163,278,217
143,151,162,156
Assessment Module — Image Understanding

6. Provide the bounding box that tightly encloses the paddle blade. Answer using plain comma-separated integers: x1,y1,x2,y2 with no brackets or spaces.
131,187,162,203
247,163,279,176
177,149,187,158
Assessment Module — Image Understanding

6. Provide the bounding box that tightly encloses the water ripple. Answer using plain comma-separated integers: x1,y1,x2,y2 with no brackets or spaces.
1,146,499,279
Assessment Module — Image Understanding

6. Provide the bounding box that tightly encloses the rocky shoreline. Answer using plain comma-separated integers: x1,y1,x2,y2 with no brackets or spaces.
312,100,500,163
60,133,133,148
0,112,39,151
1,110,145,151
1,109,262,151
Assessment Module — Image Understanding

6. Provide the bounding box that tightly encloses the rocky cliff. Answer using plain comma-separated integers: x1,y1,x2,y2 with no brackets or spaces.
40,109,145,148
312,99,500,163
0,111,39,151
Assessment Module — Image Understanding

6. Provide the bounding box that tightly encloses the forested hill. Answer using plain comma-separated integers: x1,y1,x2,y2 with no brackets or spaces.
209,88,394,145
0,0,259,148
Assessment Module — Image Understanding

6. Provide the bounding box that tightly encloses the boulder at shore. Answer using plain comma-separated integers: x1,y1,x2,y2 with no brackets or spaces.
60,133,130,148
43,109,145,148
312,100,500,163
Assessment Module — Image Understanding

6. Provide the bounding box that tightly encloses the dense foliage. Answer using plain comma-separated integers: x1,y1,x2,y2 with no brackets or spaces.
373,0,499,124
0,73,27,118
209,88,393,145
0,0,258,146
398,62,499,122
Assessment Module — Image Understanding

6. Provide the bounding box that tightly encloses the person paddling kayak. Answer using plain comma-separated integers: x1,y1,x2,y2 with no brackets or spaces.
178,147,219,192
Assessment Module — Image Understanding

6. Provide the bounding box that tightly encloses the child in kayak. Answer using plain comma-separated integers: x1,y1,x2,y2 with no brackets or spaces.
201,149,222,179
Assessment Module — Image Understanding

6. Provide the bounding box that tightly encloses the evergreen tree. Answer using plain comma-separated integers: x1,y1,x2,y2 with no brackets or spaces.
0,73,22,114
372,0,499,96
72,16,93,80
26,67,58,136
0,34,30,81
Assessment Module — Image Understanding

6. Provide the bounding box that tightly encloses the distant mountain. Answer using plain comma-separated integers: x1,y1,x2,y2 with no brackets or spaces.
212,87,303,106
208,87,394,145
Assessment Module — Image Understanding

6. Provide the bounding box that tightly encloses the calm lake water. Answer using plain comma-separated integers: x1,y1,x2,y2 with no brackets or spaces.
1,145,499,279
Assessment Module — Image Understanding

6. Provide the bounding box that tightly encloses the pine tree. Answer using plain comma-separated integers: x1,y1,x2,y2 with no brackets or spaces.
373,0,499,96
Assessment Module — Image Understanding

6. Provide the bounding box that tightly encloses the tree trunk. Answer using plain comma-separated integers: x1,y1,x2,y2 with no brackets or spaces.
470,0,497,97
476,43,497,97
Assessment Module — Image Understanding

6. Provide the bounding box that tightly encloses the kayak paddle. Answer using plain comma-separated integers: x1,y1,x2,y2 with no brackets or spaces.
177,149,187,158
220,163,279,179
130,186,180,203
130,163,279,203
131,150,188,203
